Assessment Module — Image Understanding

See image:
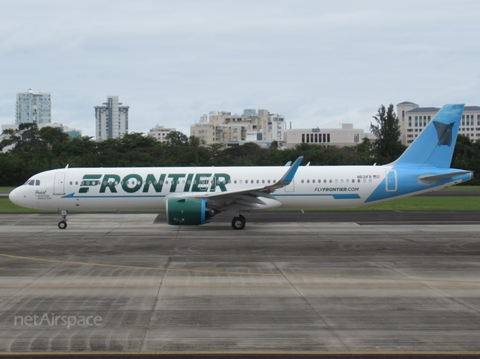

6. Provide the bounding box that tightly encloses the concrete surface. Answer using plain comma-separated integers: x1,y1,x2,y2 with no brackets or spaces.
0,213,479,355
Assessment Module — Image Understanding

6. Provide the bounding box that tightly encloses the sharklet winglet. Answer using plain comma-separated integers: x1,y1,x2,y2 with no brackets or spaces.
268,156,303,190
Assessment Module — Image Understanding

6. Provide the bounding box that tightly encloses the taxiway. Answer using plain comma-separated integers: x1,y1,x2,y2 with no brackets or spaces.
0,212,479,355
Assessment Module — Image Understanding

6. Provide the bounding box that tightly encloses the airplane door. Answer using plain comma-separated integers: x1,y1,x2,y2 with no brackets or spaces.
53,173,66,195
385,170,397,192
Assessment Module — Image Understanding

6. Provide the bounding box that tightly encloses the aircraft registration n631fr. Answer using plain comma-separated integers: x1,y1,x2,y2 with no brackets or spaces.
9,104,473,230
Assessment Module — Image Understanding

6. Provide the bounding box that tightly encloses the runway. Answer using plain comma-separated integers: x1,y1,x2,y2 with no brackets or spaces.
0,213,479,356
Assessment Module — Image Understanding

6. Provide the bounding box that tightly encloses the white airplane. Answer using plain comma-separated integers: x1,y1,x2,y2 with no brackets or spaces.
9,104,473,230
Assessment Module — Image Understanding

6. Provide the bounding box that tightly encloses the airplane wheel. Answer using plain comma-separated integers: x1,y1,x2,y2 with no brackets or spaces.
232,216,246,230
58,221,67,230
239,214,246,223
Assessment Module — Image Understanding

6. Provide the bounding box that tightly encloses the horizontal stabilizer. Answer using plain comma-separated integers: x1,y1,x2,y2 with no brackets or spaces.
418,171,472,185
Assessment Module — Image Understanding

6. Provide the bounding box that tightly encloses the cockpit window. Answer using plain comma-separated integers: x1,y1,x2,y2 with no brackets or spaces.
28,180,35,186
35,180,40,186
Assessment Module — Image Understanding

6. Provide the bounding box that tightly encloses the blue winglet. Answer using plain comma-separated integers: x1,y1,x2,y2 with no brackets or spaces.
282,156,303,183
267,156,303,191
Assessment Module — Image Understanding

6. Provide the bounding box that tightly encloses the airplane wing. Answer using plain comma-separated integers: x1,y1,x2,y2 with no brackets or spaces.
192,156,303,209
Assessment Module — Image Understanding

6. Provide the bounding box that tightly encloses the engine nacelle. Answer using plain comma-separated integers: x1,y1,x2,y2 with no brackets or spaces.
166,198,217,225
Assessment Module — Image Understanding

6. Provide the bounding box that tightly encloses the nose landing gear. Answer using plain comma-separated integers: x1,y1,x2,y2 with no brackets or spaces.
58,210,68,229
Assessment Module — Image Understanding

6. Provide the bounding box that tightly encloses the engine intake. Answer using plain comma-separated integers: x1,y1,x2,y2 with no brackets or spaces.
166,198,216,225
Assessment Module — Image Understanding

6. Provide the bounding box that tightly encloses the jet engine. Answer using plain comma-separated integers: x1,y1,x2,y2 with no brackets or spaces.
166,198,217,225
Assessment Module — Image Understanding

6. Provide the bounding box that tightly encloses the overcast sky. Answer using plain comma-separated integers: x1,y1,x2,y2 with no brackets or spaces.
1,0,479,137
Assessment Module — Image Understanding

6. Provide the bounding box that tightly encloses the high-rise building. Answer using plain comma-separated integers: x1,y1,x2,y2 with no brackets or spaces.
94,96,129,140
15,89,51,125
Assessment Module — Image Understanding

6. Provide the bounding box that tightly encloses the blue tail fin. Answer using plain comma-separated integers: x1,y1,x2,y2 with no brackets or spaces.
392,104,464,168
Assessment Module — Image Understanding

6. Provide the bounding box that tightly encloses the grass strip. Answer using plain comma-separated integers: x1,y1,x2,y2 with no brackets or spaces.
0,187,15,192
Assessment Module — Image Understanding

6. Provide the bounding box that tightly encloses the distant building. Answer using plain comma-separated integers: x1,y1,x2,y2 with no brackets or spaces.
397,101,480,145
148,125,176,142
94,96,129,140
284,124,373,148
190,109,286,146
15,89,51,125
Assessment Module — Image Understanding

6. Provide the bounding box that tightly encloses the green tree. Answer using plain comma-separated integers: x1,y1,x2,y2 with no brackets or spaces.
452,135,480,185
370,104,406,164
165,131,189,146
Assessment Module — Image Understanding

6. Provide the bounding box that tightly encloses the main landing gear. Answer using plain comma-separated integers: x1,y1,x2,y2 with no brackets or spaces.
58,210,68,229
231,215,246,230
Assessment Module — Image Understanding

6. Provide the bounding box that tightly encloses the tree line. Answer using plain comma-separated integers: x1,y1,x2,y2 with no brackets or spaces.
1,104,478,186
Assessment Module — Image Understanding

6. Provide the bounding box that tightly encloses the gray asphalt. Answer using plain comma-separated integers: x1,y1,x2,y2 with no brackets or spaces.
0,213,479,356
156,210,480,225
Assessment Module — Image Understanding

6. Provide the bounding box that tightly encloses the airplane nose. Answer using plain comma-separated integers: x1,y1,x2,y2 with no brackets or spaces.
9,187,23,206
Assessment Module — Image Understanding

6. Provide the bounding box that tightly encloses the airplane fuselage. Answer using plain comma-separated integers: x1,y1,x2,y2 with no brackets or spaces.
11,165,471,212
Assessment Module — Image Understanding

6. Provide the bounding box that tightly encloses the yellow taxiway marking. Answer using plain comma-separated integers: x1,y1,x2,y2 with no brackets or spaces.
1,252,479,285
